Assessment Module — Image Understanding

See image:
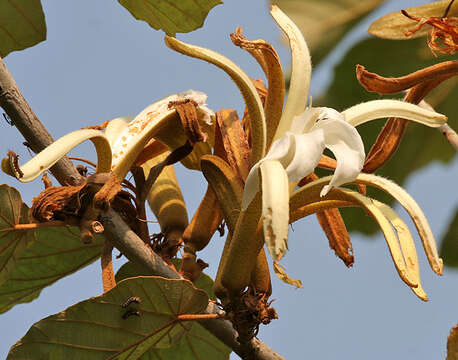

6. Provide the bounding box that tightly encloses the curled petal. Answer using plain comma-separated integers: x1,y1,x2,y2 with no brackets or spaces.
284,131,325,183
342,99,447,127
2,129,111,182
312,116,365,196
270,5,312,140
104,117,132,147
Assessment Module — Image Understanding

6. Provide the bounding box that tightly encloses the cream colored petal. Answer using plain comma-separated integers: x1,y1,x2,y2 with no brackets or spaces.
342,99,447,127
284,131,325,183
290,107,320,134
2,129,111,182
373,200,428,301
290,183,417,288
355,173,443,275
260,160,290,261
295,173,443,276
270,5,312,140
314,116,365,196
242,133,296,210
104,116,132,147
164,36,266,164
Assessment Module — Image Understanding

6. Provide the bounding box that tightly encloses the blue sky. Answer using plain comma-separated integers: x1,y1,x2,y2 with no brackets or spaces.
0,0,457,359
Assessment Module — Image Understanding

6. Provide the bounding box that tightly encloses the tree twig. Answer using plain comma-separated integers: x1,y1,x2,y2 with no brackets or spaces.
0,57,285,360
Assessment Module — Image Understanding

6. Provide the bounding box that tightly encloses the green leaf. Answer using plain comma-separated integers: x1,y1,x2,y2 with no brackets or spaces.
315,36,456,235
440,208,458,268
0,184,35,285
271,0,384,64
118,0,222,37
141,323,230,360
0,226,104,314
0,0,46,57
369,0,458,40
7,276,209,359
116,259,217,301
115,262,230,359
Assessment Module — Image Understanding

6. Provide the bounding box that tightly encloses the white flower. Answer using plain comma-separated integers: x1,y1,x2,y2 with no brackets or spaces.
241,6,447,262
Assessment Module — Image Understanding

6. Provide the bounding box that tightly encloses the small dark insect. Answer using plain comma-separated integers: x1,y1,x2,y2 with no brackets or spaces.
217,220,226,237
3,113,13,126
122,309,141,319
122,296,142,308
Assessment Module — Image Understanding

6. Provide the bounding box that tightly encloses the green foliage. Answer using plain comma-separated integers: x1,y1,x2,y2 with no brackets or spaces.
0,184,34,285
118,0,222,36
0,184,105,313
315,37,457,235
0,0,46,57
114,261,229,358
7,276,211,359
440,209,458,268
0,225,104,314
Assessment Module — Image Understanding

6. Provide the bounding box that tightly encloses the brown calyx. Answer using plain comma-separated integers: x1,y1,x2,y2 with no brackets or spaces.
168,99,207,144
224,287,278,344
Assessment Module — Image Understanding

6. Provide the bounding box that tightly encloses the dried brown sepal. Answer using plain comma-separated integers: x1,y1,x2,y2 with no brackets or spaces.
31,183,86,222
401,7,458,56
231,27,285,150
101,238,116,292
168,99,207,144
356,61,458,94
363,75,451,173
133,139,168,166
300,173,354,267
93,173,123,211
224,286,278,345
41,172,52,189
216,109,252,181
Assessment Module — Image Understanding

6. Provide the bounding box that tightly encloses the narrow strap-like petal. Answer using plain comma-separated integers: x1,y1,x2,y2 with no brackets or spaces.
164,36,266,165
2,129,111,182
260,160,290,261
270,6,312,140
342,99,447,127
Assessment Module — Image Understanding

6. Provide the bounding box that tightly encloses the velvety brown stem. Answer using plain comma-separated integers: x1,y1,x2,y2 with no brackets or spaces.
101,238,116,292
